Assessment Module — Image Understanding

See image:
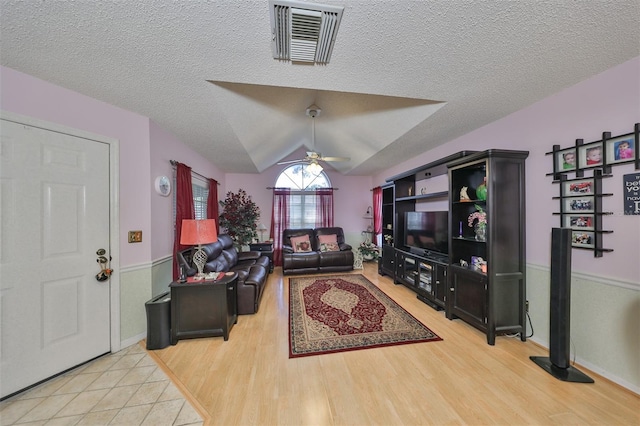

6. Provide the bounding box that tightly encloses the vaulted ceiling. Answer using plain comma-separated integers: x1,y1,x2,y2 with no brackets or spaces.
1,1,638,175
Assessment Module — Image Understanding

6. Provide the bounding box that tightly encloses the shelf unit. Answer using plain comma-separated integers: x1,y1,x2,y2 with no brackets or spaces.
447,150,529,345
378,183,395,276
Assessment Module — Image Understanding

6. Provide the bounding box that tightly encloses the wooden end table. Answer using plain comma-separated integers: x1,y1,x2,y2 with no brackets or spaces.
169,272,238,344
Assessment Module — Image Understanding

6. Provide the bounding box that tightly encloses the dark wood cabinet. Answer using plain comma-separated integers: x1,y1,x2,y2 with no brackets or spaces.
170,273,238,344
379,183,395,277
395,249,447,310
447,150,528,345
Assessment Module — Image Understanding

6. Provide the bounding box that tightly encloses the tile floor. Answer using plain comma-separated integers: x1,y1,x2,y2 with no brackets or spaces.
0,343,203,426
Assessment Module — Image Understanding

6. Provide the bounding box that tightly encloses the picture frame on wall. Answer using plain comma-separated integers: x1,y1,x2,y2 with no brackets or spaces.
571,231,595,248
556,148,577,172
564,214,594,231
578,142,603,168
565,196,594,213
564,178,594,195
606,134,635,164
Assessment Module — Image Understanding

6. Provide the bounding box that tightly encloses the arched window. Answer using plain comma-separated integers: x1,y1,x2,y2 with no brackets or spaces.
275,163,331,228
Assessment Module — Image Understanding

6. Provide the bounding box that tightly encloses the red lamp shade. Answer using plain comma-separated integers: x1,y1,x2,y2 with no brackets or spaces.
180,219,218,246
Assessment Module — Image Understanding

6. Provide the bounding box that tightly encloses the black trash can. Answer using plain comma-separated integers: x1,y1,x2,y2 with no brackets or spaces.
145,291,171,350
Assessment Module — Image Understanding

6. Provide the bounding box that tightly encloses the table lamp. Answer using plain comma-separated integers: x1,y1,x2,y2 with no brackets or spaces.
257,223,267,242
180,219,218,278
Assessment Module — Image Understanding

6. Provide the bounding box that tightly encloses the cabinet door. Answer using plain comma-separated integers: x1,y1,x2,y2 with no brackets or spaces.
448,266,487,329
433,264,447,308
417,260,433,295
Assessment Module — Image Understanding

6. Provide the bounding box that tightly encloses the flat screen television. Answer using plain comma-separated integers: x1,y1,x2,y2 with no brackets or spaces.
404,211,449,256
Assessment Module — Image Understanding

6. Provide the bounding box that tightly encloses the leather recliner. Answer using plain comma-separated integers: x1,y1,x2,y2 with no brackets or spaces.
177,234,269,315
282,227,354,275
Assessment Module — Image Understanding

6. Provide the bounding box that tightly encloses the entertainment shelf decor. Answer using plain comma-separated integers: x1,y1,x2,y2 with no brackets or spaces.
380,149,528,345
447,150,529,346
546,123,638,256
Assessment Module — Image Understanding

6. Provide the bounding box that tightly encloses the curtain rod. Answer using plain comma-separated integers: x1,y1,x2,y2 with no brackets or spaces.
266,187,339,190
170,160,219,185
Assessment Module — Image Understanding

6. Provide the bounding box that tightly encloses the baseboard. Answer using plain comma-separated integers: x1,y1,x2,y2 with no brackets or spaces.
119,332,147,351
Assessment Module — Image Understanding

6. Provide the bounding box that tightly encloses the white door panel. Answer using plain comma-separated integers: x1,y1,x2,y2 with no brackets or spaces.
0,119,111,398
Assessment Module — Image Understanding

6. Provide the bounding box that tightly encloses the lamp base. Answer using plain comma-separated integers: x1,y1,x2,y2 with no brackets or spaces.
192,245,208,277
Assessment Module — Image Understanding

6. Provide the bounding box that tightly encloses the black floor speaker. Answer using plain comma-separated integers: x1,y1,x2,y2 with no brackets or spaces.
530,228,594,383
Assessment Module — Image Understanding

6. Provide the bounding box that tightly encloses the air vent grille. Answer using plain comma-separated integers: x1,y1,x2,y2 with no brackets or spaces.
269,0,343,64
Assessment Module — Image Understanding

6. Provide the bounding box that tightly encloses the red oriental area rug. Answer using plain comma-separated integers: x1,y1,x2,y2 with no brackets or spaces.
289,274,441,358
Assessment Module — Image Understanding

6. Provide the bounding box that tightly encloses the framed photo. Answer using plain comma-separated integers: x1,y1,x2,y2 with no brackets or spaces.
564,214,594,230
564,196,594,213
605,134,635,164
578,142,603,168
556,148,576,172
563,178,594,196
571,231,595,248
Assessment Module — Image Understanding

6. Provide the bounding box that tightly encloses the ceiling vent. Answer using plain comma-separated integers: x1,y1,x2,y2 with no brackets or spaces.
269,0,344,64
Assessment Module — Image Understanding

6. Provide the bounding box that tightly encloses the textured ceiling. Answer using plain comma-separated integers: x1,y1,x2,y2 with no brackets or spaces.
1,0,639,175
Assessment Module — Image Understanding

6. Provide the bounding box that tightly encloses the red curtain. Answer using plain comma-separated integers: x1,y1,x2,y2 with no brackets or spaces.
373,186,382,240
172,163,195,280
270,188,290,266
315,188,334,228
207,178,219,233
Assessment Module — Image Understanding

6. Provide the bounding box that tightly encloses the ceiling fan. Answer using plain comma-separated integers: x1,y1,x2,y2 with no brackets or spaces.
277,104,350,171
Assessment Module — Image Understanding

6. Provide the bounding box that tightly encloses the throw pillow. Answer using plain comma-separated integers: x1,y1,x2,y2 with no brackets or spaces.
290,235,312,253
317,234,337,244
320,242,340,252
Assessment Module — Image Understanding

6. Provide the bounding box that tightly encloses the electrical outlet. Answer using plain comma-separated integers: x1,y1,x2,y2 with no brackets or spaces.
526,300,529,313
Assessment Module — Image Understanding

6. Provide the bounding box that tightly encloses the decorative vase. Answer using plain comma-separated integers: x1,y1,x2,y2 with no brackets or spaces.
363,253,374,261
474,223,486,241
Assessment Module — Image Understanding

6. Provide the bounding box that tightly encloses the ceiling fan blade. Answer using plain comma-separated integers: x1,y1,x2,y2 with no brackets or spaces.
277,159,304,165
321,156,350,162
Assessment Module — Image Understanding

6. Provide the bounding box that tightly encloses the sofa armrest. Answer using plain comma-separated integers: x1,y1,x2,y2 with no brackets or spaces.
282,245,294,254
237,250,261,261
339,243,352,251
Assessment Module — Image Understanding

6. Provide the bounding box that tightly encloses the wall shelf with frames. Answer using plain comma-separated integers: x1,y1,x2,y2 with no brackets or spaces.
552,169,613,257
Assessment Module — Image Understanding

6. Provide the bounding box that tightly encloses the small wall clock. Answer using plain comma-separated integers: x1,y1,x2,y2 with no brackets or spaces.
154,176,171,196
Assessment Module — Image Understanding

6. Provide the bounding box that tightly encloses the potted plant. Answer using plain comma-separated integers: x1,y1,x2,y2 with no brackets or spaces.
358,241,380,261
218,189,260,248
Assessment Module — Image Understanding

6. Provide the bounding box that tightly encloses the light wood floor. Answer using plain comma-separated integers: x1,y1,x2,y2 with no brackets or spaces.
149,263,639,425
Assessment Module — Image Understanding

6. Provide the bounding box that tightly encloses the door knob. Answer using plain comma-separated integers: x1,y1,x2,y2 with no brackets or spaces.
96,248,112,282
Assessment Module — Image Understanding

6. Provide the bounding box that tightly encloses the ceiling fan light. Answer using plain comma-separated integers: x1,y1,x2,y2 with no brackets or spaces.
307,161,323,174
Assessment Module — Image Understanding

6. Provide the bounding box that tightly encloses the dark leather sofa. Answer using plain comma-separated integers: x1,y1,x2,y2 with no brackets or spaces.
282,227,354,275
177,234,269,315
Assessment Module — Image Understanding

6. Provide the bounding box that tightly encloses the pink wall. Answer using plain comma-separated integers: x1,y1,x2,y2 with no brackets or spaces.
0,66,220,267
149,121,224,260
1,66,152,266
375,56,640,283
224,147,374,239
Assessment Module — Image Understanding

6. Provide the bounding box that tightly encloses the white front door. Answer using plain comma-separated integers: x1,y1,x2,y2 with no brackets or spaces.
0,118,112,398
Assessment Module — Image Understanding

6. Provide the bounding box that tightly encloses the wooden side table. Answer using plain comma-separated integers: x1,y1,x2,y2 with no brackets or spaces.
169,272,238,344
249,242,274,273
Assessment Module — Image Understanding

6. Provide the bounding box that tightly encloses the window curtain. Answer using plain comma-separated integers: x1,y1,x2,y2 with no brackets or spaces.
207,178,219,233
373,186,382,236
315,188,334,228
270,188,290,266
172,163,195,280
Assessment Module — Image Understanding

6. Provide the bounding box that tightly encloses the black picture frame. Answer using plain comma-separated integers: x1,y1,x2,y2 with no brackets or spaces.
565,196,594,213
578,142,604,169
564,178,594,196
564,214,594,231
606,134,635,165
571,231,595,249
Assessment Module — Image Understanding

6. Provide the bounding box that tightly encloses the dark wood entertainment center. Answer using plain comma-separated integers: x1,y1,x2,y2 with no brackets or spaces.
379,150,529,345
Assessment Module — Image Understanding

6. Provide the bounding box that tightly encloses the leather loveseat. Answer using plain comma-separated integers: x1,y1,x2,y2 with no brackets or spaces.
282,227,354,275
177,234,269,314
